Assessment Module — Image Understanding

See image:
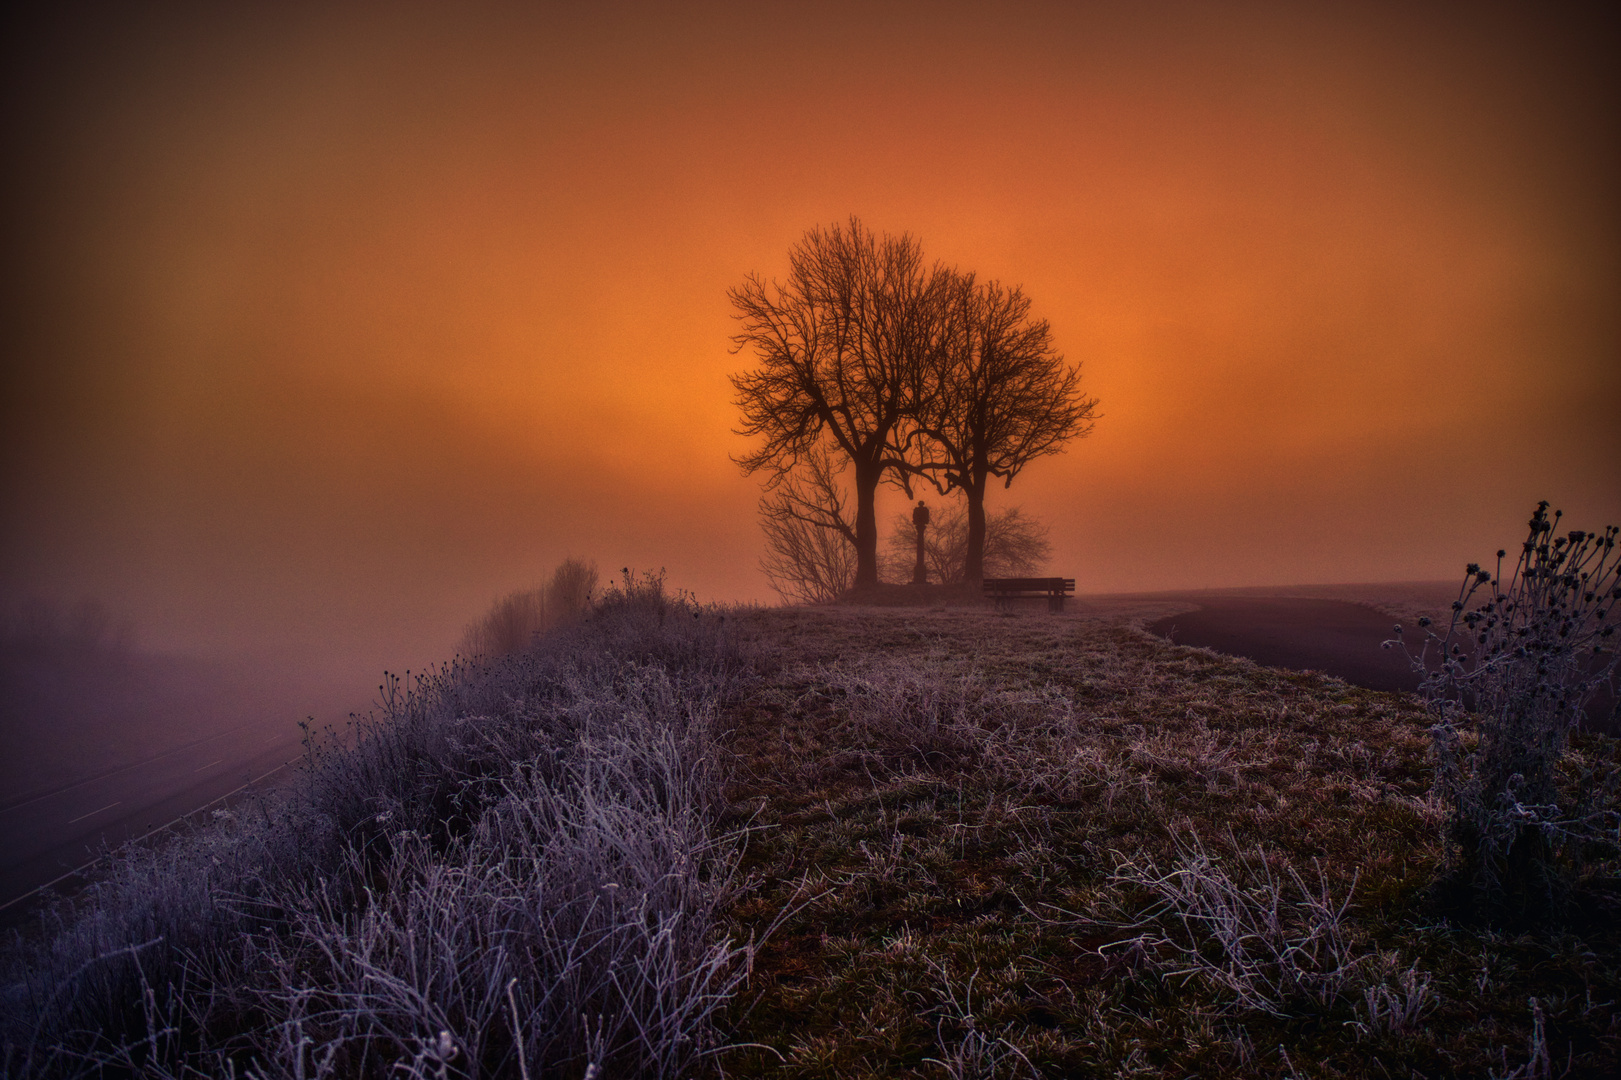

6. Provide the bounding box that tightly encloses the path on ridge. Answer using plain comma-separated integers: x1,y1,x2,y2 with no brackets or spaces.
1146,597,1420,693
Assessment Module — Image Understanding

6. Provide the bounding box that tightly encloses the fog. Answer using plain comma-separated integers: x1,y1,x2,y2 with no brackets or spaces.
3,0,1617,694
0,617,347,802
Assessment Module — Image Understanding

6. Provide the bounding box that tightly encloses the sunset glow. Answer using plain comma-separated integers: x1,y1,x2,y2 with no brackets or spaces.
3,1,1616,680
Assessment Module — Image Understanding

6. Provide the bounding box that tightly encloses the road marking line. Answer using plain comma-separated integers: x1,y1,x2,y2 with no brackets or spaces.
1,758,298,916
66,801,121,825
193,759,222,773
0,720,303,817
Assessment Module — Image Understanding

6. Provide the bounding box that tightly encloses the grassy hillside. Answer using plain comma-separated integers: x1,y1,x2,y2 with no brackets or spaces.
4,594,1617,1077
715,605,1620,1077
2,577,752,1077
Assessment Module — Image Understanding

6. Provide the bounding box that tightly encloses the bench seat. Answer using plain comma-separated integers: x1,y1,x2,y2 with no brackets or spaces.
982,577,1076,613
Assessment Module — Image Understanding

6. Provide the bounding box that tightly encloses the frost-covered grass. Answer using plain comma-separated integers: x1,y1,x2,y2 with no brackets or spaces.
717,605,1621,1078
2,579,751,1078
7,596,1619,1077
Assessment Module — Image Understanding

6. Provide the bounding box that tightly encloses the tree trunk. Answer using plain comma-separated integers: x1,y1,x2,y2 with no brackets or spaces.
962,474,988,585
853,460,882,588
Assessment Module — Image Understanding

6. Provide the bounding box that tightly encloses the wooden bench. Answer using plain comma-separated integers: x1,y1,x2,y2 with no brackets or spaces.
982,577,1076,613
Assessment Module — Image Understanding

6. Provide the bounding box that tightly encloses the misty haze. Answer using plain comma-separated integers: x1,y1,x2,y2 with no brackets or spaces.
2,1,1618,1077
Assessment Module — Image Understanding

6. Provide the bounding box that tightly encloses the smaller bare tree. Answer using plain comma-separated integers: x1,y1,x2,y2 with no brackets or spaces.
460,557,600,657
907,274,1097,584
549,558,599,617
757,442,860,604
882,501,1051,585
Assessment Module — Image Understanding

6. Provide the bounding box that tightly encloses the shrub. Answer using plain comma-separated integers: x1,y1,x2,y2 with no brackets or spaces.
2,597,136,653
458,558,599,658
580,568,747,675
1391,501,1621,922
879,502,1051,585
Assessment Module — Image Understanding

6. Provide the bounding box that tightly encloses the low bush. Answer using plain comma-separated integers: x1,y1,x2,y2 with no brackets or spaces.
1112,831,1365,1018
878,502,1051,586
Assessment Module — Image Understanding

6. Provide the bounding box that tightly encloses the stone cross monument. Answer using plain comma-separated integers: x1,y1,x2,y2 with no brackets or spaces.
911,500,931,585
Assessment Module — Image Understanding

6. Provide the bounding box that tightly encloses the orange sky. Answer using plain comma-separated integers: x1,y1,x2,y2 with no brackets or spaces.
3,1,1617,683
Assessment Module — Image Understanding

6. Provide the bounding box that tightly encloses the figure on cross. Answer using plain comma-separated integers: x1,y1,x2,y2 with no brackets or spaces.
911,500,931,585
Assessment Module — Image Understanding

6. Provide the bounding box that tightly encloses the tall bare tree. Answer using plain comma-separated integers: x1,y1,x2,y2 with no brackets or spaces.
909,275,1098,583
730,218,949,589
757,441,858,603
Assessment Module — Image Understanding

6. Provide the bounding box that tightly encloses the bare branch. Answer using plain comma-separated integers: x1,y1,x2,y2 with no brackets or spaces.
881,501,1052,585
757,443,859,604
730,217,950,587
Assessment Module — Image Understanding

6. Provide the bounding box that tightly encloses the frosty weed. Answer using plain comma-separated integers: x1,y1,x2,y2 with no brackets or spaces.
1391,501,1621,923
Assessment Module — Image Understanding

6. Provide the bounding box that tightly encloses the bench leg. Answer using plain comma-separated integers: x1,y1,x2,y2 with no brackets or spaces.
1048,595,1065,613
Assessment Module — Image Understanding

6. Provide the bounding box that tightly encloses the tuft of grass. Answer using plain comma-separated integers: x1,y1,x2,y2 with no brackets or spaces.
1110,830,1365,1018
1353,963,1435,1040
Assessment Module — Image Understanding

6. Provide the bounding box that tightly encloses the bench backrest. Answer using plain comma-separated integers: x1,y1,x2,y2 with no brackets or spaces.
981,577,1075,592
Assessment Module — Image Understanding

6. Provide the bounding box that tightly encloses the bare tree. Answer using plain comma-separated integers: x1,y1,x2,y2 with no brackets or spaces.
909,275,1098,583
548,557,599,617
730,217,950,588
459,557,599,657
459,589,546,658
882,501,1052,585
980,505,1054,579
758,442,859,604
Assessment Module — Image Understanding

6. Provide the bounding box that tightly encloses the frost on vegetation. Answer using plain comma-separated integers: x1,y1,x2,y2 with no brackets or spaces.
810,658,1075,773
1489,997,1559,1080
1112,830,1366,1018
0,580,754,1079
1390,502,1621,921
921,960,1037,1080
1125,722,1260,790
1350,962,1436,1040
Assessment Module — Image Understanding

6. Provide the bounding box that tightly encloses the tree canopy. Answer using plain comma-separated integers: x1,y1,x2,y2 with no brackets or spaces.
729,218,950,588
731,218,1097,596
908,274,1098,582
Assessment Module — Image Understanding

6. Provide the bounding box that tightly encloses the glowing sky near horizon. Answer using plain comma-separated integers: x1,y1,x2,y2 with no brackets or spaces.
2,1,1617,680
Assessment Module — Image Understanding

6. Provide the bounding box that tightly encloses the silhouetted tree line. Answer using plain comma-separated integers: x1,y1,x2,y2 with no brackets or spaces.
458,558,598,657
1,597,135,653
731,217,1097,598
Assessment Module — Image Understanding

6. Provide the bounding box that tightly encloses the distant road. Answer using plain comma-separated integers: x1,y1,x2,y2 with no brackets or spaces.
0,722,306,923
1146,597,1421,693
0,641,373,923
